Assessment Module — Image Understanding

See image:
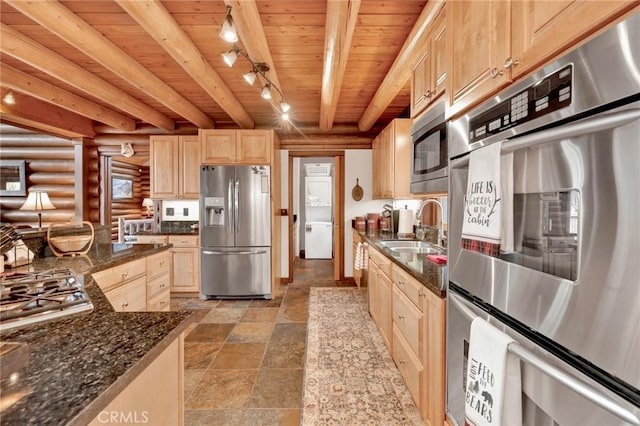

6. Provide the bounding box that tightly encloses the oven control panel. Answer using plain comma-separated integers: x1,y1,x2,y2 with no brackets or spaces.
468,64,573,142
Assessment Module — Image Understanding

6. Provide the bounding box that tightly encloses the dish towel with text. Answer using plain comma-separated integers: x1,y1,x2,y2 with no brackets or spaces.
461,141,514,256
464,318,522,426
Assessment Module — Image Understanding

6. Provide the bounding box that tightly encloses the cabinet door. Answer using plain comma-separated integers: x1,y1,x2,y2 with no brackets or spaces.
431,7,447,100
368,261,379,321
377,268,393,351
447,0,511,119
150,135,179,199
510,1,637,79
379,126,394,199
371,135,382,199
237,130,271,164
411,48,431,117
171,247,199,293
104,276,146,312
392,119,412,199
200,130,236,164
179,135,200,198
422,290,446,426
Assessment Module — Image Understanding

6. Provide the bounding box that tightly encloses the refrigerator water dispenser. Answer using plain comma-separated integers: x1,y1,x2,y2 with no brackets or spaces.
204,196,225,226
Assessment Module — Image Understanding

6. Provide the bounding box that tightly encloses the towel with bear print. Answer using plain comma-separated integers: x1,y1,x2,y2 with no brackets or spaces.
464,318,522,426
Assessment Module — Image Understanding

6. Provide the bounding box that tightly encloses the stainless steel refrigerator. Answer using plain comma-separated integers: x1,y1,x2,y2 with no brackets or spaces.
199,165,271,299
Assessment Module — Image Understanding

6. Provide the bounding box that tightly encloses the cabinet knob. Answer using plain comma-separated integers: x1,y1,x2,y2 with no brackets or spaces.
399,359,406,364
122,272,128,279
418,291,425,297
160,283,166,288
490,67,504,79
425,90,432,98
504,58,520,69
160,300,166,306
122,302,129,309
398,315,405,320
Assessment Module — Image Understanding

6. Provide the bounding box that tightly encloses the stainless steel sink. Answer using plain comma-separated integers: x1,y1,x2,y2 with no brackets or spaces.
377,240,433,249
376,240,444,255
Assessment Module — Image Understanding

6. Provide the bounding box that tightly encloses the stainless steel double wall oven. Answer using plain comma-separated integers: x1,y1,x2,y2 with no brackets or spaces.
446,13,640,426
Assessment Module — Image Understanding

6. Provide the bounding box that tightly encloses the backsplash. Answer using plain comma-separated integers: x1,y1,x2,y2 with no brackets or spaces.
160,221,198,233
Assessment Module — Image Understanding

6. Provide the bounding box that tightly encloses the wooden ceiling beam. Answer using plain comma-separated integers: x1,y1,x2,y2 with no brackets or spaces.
1,64,136,131
4,0,213,129
224,0,285,112
0,23,175,132
358,0,444,131
115,0,254,129
320,0,361,132
0,91,95,138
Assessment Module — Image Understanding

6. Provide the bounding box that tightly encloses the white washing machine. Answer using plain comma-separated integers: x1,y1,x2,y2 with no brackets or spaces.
305,221,333,259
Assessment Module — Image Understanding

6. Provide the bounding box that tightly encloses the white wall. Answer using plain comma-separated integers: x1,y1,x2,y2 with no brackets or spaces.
344,150,388,277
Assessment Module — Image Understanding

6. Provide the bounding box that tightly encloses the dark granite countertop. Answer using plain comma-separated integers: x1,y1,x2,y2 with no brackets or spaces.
0,243,194,425
136,230,198,236
357,230,447,298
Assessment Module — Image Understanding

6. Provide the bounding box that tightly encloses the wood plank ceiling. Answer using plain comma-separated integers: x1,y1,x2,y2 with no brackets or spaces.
0,0,436,146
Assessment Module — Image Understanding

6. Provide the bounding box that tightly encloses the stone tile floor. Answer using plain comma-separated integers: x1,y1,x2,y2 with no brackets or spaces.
170,259,355,426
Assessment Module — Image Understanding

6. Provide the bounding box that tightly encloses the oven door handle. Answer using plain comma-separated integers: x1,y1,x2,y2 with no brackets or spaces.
449,292,640,426
451,108,640,167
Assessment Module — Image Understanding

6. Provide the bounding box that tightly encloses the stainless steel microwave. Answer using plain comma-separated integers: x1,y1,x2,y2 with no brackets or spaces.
410,100,448,194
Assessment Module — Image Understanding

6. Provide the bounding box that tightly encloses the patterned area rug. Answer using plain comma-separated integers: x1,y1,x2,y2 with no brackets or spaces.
302,287,424,425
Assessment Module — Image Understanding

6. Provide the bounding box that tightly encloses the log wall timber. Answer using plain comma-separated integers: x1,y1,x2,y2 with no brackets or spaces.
140,165,150,218
0,132,76,227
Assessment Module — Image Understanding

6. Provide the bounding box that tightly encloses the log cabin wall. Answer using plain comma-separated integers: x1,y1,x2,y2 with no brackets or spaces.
0,131,76,227
109,159,144,240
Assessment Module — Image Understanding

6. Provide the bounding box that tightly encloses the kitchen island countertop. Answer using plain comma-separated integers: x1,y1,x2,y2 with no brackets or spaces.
0,242,193,425
357,230,447,298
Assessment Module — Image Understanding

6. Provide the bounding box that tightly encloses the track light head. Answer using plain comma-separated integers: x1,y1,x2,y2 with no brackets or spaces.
243,71,257,85
219,5,238,43
222,48,238,67
280,101,290,113
3,91,16,105
261,85,272,100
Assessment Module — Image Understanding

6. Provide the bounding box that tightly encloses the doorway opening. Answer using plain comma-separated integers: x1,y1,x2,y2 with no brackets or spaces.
288,151,344,283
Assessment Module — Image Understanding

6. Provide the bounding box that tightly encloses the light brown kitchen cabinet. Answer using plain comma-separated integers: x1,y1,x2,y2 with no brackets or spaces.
367,245,393,351
371,118,412,200
146,250,171,311
200,129,276,165
411,5,446,118
88,335,184,426
391,263,445,426
447,1,637,119
150,135,200,199
169,235,199,293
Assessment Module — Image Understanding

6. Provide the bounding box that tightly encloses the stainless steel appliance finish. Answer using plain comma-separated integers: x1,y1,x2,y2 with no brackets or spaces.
200,165,271,299
446,13,640,426
0,269,93,331
410,100,448,194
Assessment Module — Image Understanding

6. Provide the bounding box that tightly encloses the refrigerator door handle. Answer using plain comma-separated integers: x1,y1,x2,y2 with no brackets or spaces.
227,178,234,234
234,178,240,234
449,292,640,426
203,249,269,256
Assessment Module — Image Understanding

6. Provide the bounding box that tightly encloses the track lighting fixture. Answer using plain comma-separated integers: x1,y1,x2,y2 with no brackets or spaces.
3,91,16,105
261,84,272,100
219,5,238,43
218,6,292,119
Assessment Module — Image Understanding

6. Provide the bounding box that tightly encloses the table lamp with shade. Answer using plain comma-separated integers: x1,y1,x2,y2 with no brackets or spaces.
142,198,154,217
19,191,56,228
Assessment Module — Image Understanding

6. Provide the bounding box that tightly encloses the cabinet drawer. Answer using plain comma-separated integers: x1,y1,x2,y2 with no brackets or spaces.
392,265,424,310
146,250,171,281
92,258,146,292
147,290,171,312
135,235,168,244
104,276,146,312
392,323,423,406
168,235,198,248
393,286,423,359
147,273,171,300
369,247,392,277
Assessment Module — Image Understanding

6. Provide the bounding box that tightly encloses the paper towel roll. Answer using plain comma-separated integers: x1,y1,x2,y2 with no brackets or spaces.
397,209,414,235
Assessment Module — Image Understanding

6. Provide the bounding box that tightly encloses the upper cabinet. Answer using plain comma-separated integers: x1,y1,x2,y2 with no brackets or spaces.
372,119,412,200
446,0,638,119
411,6,447,118
200,129,277,165
150,135,200,199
